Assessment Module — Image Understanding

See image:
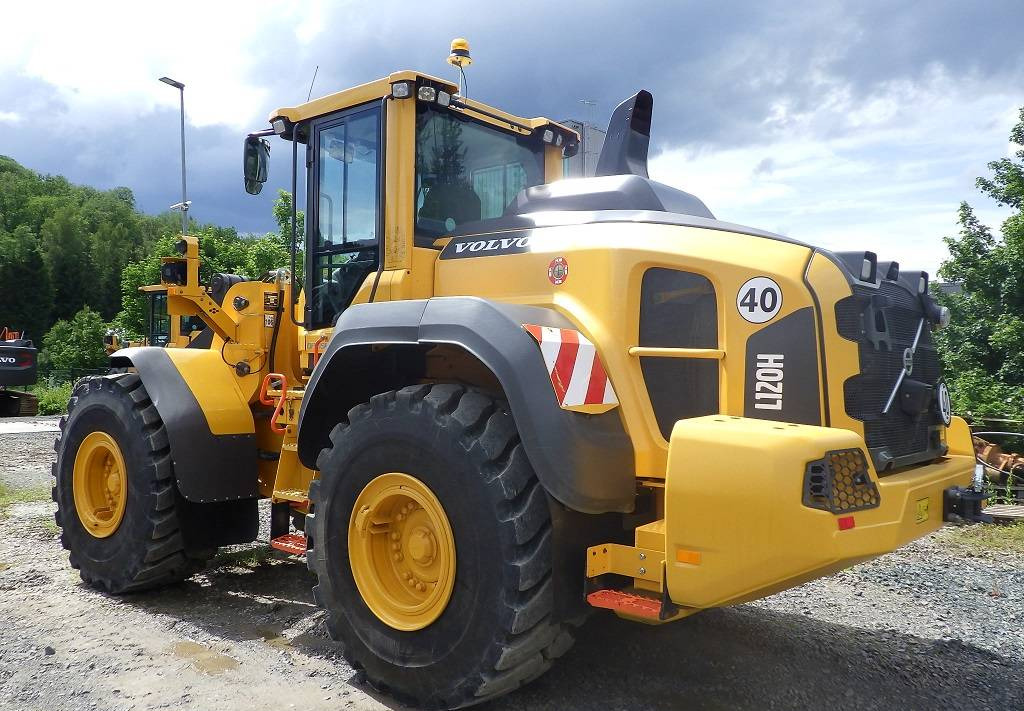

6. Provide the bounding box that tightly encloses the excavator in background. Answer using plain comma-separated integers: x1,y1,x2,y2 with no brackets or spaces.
52,40,982,708
0,327,38,416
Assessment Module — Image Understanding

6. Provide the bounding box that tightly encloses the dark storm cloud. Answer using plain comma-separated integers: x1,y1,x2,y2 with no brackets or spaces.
2,0,1021,233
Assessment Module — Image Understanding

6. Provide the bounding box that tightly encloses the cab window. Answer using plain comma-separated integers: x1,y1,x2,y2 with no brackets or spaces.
414,104,545,245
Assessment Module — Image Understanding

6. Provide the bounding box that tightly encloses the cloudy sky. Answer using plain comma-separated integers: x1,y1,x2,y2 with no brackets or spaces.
1,0,1021,273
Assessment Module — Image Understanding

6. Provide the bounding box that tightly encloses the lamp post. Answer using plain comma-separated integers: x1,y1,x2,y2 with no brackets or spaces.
159,76,190,236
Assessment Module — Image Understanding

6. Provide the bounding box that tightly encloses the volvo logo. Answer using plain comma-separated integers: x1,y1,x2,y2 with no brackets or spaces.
901,347,914,375
936,381,952,426
0,356,15,364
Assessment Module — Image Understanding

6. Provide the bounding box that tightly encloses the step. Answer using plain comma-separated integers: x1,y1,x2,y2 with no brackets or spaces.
270,533,307,555
586,589,662,620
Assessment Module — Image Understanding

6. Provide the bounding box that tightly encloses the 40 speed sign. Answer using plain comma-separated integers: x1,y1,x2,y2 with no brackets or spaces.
736,277,783,324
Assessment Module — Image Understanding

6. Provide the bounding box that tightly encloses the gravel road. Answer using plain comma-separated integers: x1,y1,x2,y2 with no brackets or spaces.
1,417,1021,710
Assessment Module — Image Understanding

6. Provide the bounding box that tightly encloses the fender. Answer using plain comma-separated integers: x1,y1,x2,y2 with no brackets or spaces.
110,347,258,503
297,297,636,514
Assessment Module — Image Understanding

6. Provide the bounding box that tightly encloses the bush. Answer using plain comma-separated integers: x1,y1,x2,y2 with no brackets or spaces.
40,307,108,374
35,382,73,415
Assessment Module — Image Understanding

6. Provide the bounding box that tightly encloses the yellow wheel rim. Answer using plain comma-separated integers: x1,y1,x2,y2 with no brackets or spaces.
72,431,128,539
349,473,456,631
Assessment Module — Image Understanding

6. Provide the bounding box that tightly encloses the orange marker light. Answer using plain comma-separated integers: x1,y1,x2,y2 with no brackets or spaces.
676,549,702,565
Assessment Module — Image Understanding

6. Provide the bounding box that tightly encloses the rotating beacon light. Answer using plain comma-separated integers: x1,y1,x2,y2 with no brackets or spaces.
448,38,472,97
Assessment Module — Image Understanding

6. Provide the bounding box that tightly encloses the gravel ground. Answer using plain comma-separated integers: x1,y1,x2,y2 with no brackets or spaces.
0,417,1021,710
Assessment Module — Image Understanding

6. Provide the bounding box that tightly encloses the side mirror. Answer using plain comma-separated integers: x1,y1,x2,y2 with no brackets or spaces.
243,136,270,195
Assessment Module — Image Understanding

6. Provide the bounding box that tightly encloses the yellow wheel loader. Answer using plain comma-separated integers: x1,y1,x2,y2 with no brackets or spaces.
54,44,982,708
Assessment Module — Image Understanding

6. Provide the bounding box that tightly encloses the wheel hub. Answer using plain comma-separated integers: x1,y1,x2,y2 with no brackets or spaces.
349,473,456,631
72,431,128,538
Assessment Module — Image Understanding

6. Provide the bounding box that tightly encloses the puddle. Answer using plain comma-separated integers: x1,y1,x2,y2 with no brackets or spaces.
254,625,292,650
171,641,241,675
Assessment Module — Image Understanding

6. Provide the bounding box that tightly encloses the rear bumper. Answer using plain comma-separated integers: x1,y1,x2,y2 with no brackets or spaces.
659,415,973,610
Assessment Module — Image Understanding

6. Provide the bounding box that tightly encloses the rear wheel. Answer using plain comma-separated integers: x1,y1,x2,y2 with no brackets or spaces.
307,384,573,708
53,373,211,593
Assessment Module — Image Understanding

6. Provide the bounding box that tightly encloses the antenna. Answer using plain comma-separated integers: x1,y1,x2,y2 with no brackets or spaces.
306,65,320,102
447,38,472,97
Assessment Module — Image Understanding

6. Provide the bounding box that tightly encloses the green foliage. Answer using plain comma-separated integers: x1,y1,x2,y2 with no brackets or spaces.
34,381,73,415
40,307,109,374
271,188,304,249
0,224,52,341
936,107,1024,420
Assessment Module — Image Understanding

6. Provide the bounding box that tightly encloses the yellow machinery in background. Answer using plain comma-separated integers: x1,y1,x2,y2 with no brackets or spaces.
103,285,207,354
53,40,980,709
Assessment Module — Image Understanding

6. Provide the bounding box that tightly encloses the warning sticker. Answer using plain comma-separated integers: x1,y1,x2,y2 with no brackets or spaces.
547,257,569,286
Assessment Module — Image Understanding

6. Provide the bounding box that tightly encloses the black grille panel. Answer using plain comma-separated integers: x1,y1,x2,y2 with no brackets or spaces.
836,279,945,470
639,269,719,439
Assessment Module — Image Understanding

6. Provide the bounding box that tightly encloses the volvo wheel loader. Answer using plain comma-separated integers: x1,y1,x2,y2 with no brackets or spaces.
54,44,983,708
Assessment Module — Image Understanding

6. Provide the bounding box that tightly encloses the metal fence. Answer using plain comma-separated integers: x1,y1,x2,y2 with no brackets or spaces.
40,368,112,387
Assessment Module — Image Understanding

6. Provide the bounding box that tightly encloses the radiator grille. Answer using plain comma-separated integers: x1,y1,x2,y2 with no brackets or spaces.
639,269,719,439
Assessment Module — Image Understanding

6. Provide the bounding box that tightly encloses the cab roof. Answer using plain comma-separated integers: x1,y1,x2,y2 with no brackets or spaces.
269,70,575,138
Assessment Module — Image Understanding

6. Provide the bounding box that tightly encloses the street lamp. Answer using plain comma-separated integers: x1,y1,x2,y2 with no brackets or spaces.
159,76,190,235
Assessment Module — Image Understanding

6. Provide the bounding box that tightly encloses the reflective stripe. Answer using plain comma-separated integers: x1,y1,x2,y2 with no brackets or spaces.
523,324,618,409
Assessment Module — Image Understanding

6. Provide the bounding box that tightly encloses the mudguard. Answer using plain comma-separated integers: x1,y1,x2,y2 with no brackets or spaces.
297,297,636,514
110,347,258,503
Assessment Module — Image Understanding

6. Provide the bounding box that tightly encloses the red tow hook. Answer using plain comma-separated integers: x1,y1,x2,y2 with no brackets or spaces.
259,372,288,434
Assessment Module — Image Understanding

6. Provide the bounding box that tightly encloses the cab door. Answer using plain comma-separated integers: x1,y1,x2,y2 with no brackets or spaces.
305,103,382,330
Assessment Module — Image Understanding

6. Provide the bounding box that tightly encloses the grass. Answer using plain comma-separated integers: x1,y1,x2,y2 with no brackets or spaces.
0,481,52,516
944,521,1024,555
211,545,276,569
31,382,73,415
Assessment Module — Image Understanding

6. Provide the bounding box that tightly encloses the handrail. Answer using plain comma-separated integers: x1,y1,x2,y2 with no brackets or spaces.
258,372,289,434
627,347,725,360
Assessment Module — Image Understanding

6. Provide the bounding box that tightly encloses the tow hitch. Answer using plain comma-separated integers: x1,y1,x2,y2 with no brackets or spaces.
944,465,992,523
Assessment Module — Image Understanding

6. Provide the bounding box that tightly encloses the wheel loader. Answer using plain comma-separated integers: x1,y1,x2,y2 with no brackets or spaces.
54,42,983,708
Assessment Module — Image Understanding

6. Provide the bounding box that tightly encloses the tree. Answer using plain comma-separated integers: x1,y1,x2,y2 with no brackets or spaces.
40,307,109,374
40,206,92,321
271,189,305,249
0,225,53,341
936,106,1024,419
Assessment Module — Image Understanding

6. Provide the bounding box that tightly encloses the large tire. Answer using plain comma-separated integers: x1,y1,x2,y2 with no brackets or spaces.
53,373,210,593
307,384,573,709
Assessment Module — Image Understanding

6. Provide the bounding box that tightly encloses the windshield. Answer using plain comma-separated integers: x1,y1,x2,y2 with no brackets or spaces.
415,104,545,244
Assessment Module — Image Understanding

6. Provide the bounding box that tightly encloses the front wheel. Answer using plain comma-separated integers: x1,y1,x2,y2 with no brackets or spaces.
53,373,210,593
307,384,573,708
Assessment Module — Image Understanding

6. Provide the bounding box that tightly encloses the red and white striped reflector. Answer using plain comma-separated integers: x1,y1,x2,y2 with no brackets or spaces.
523,324,618,409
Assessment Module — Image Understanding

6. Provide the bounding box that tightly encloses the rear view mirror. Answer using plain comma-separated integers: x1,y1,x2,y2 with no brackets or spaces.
243,136,270,195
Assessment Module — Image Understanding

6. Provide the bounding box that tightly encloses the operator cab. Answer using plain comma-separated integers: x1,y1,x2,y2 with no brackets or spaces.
243,70,579,330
